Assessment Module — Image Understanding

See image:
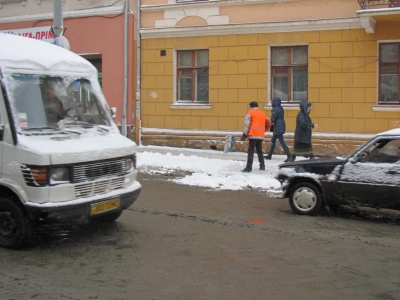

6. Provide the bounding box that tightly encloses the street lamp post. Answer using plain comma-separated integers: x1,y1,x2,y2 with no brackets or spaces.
52,0,70,50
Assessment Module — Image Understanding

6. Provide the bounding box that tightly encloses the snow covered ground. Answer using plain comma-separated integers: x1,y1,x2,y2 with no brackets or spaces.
136,145,290,197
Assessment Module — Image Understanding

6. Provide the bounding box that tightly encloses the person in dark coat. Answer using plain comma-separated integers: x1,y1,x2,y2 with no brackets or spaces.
290,101,318,161
264,97,291,162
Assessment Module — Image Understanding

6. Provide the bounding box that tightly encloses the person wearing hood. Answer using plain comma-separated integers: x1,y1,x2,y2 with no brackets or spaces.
241,101,270,172
264,97,291,162
290,101,318,161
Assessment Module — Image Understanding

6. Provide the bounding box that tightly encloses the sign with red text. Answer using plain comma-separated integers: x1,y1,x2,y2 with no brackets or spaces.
0,26,54,42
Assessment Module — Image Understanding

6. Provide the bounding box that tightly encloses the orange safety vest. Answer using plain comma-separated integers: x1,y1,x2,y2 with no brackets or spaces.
248,109,266,138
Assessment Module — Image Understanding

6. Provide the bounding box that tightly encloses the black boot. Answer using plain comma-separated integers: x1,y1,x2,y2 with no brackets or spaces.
242,157,253,172
242,165,252,172
264,143,275,160
283,145,291,162
290,155,296,162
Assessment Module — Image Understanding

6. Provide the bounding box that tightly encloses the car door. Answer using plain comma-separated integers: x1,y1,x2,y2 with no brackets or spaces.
332,137,400,210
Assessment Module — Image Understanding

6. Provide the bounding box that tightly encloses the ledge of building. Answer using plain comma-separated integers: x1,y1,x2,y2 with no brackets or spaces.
170,103,212,109
139,128,374,157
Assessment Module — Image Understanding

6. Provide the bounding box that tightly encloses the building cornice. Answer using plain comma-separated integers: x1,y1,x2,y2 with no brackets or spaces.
0,5,124,23
356,7,400,33
140,17,362,39
142,0,294,12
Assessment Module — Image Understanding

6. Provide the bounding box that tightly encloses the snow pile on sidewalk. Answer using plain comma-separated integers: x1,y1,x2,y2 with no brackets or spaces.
137,145,284,197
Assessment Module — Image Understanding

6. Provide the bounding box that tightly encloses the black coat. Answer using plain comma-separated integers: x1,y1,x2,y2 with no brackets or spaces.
294,102,314,144
270,97,286,136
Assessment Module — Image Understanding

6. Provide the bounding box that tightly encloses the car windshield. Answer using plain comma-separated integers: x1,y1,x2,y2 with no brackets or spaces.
6,74,112,132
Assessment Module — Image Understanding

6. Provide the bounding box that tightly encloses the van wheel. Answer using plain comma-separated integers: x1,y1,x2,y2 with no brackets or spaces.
92,211,122,223
288,182,324,216
0,197,32,249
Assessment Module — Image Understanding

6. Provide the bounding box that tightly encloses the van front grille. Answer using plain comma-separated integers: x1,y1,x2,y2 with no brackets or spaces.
75,177,125,198
72,159,126,183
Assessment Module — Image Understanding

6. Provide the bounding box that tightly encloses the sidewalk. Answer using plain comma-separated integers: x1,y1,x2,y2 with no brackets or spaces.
137,144,289,164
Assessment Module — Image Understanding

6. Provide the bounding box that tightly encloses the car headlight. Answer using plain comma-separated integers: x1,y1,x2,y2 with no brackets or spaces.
50,167,70,184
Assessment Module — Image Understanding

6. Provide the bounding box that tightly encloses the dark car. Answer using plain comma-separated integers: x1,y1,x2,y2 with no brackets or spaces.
276,129,400,215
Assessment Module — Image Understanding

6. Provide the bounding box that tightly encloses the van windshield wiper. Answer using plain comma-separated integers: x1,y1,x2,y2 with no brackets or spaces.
62,120,94,128
21,126,59,131
97,125,110,132
21,126,82,136
60,128,81,135
19,126,62,136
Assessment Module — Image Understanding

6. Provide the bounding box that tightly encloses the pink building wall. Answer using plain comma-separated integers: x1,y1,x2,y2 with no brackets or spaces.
0,14,135,126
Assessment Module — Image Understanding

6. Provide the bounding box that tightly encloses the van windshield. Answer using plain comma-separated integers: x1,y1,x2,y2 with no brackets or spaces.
7,75,112,131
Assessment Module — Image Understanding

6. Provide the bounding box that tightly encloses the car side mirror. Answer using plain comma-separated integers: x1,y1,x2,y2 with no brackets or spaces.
351,151,369,163
0,124,3,140
349,156,358,164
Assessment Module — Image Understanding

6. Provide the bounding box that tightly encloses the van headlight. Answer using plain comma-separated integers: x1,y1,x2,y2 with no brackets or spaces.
50,167,70,184
22,165,70,186
125,158,134,173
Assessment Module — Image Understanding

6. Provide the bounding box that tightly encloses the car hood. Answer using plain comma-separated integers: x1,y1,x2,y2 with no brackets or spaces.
279,157,344,175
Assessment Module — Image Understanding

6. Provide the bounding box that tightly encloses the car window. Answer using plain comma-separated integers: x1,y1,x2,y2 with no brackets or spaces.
363,139,400,163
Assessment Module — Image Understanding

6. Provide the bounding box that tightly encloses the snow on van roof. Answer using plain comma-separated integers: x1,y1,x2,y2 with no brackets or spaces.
0,33,96,75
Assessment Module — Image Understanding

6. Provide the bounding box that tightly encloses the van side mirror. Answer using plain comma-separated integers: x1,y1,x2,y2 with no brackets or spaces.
110,107,117,120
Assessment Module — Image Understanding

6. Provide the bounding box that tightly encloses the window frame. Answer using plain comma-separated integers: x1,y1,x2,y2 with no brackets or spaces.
378,42,400,105
270,45,308,103
176,49,209,103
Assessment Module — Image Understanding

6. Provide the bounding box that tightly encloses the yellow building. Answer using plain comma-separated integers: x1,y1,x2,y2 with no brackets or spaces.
139,0,400,156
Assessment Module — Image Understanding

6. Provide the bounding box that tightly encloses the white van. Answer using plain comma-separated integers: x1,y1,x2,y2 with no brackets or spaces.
0,33,141,248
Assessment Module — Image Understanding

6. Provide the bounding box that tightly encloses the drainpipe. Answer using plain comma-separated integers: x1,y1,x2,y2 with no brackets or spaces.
135,0,142,145
122,0,129,137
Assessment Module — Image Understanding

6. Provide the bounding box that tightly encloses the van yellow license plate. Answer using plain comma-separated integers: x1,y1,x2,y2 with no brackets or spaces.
90,198,120,216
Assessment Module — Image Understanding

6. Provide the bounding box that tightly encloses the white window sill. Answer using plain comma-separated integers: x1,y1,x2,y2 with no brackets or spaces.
264,103,301,111
170,103,212,109
372,105,400,112
264,104,400,112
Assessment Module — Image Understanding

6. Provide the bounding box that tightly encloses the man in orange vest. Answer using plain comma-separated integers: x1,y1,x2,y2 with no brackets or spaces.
241,101,270,172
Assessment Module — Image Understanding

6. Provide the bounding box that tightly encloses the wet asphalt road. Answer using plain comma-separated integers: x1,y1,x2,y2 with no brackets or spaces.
1,172,400,300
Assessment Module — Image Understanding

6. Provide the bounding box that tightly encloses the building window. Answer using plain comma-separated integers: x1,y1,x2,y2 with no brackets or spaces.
379,43,400,104
271,46,308,102
81,54,102,87
177,50,209,103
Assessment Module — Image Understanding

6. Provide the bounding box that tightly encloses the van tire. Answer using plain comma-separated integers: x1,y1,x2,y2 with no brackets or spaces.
0,197,32,249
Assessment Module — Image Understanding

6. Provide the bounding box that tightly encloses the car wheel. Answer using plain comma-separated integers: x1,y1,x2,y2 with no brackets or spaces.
92,211,122,223
0,197,32,249
288,182,324,216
